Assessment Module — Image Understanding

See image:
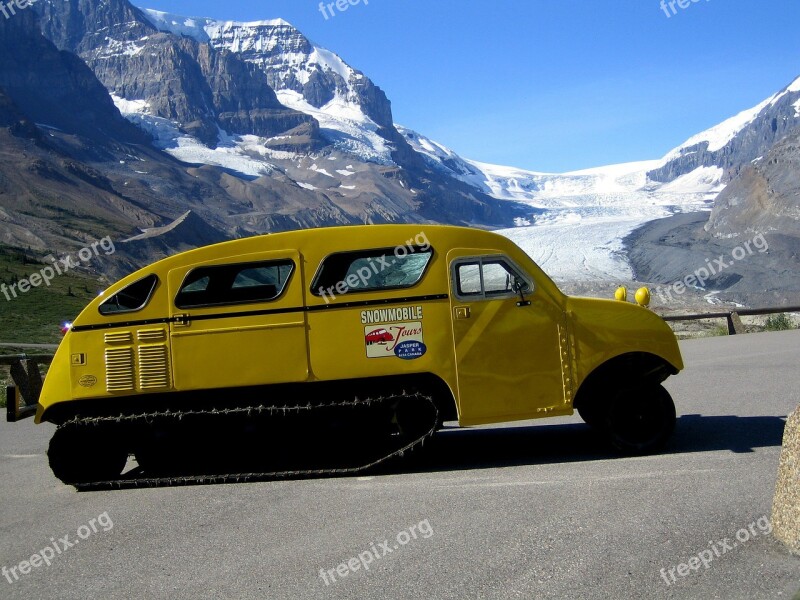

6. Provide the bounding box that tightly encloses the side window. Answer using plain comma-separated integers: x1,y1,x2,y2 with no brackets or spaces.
454,257,532,301
175,260,294,308
99,274,159,315
455,263,482,297
312,246,433,297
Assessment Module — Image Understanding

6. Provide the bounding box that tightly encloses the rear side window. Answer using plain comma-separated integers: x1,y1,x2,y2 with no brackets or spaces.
312,247,433,297
175,260,294,308
99,274,159,315
454,257,532,301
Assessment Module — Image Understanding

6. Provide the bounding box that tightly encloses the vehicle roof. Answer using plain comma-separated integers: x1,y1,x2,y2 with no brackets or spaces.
136,224,519,272
91,223,564,309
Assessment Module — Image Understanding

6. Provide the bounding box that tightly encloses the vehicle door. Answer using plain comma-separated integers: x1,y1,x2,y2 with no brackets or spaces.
167,250,309,391
448,250,566,424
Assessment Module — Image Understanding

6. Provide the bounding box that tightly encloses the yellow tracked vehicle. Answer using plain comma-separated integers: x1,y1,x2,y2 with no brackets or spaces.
32,225,683,487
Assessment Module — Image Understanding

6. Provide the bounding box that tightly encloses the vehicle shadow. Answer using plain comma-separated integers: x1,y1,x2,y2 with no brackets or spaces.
89,413,787,491
393,413,788,475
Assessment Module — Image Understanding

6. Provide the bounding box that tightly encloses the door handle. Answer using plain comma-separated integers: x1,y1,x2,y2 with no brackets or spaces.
454,306,471,320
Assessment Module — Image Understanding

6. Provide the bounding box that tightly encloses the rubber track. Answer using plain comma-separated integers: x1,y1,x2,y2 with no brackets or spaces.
54,392,438,492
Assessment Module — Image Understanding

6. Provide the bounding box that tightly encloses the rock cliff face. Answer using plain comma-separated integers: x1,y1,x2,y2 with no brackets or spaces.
706,129,800,238
36,0,154,55
90,32,318,146
0,9,146,144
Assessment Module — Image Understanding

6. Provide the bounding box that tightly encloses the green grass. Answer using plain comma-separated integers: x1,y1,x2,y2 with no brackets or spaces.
0,246,102,343
0,366,10,409
708,325,730,337
0,245,104,409
764,313,795,332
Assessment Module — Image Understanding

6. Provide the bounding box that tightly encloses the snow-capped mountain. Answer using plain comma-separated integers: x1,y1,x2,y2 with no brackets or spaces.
142,10,397,164
399,126,724,207
127,4,777,232
648,76,800,183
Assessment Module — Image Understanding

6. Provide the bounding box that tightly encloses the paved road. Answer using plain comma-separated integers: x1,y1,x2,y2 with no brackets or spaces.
1,331,799,599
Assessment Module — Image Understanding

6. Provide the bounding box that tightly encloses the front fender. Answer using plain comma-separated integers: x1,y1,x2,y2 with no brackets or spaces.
566,297,683,389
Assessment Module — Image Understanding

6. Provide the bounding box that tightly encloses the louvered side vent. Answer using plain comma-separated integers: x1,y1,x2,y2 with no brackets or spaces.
138,345,170,390
104,331,133,345
105,347,135,392
137,328,167,343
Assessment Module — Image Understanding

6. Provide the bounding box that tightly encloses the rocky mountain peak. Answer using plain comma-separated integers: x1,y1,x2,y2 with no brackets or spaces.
35,0,320,149
706,127,800,238
647,76,800,184
142,9,394,130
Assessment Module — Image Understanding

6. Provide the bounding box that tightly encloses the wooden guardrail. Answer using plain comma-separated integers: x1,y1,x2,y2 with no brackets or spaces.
1,354,54,422
661,305,800,335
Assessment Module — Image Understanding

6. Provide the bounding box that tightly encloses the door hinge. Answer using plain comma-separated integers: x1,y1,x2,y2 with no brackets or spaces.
173,314,191,327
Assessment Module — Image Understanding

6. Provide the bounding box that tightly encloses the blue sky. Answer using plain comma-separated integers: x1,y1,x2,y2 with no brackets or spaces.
141,0,800,173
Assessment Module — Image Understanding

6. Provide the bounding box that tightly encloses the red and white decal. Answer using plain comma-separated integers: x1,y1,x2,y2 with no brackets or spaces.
364,322,424,358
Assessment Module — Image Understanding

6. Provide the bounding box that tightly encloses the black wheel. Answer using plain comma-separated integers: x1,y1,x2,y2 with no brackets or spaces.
603,384,676,455
48,426,128,484
577,401,604,429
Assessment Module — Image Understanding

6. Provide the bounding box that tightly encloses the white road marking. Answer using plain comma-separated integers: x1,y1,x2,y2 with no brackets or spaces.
436,468,717,488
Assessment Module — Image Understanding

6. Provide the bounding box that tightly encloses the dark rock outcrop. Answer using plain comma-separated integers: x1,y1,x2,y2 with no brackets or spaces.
0,8,146,143
706,128,800,238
